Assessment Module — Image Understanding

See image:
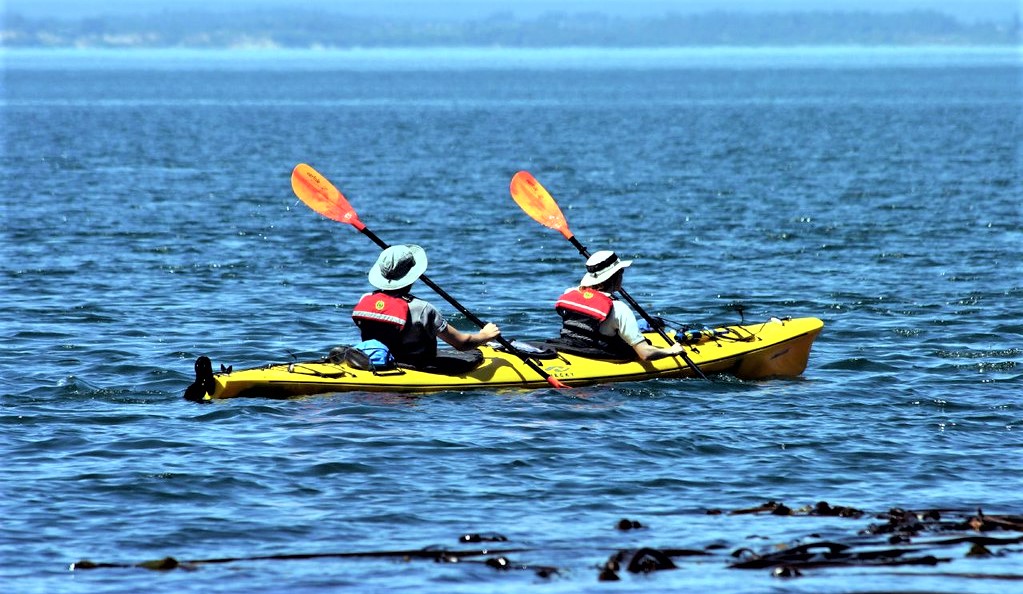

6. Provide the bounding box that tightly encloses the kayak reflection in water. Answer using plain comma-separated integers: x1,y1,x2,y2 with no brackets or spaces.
351,244,501,374
551,250,684,361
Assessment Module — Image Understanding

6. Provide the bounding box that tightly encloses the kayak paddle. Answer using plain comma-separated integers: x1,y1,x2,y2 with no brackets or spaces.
509,170,709,380
292,163,569,389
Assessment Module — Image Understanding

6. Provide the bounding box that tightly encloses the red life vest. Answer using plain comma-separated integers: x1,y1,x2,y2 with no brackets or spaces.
555,288,613,321
351,292,410,329
553,288,635,359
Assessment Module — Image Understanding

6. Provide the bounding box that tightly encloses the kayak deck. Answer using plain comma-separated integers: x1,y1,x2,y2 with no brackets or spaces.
186,317,823,400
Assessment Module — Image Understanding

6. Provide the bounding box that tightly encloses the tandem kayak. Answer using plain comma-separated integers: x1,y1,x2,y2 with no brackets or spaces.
183,317,822,401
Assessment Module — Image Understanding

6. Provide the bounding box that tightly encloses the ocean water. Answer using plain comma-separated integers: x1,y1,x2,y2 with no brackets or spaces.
2,47,1021,593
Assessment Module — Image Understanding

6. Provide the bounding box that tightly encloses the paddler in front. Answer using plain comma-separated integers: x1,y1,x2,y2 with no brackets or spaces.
553,250,684,361
351,244,501,374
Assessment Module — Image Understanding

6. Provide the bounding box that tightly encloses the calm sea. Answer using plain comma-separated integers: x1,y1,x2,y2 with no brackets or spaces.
3,47,1021,593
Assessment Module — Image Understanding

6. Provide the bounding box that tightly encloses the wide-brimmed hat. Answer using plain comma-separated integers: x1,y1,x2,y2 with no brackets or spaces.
580,250,631,287
368,244,428,290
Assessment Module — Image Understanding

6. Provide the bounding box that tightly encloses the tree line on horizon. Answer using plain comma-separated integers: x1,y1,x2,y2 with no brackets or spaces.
3,8,1020,48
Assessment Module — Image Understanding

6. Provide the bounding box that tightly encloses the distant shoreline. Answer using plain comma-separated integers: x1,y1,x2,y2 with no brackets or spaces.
3,9,1020,49
4,46,1019,73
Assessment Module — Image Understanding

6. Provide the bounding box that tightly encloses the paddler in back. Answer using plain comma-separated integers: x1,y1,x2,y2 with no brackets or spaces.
553,250,683,361
351,244,500,373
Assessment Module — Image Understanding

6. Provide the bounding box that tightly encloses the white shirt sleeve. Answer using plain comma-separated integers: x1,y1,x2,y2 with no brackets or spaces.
600,301,645,346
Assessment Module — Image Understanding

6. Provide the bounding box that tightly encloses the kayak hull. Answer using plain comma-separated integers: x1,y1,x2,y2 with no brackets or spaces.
187,317,823,400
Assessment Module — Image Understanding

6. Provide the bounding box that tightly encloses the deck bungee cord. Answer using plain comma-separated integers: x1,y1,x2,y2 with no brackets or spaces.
655,314,772,345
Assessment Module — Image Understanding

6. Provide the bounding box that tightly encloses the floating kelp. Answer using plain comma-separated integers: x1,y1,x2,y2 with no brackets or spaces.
708,499,865,517
600,503,1023,581
865,507,1023,535
459,532,509,543
70,546,543,574
70,503,1023,584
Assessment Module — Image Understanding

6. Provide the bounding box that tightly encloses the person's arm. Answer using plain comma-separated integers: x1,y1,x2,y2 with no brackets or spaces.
438,322,501,351
612,301,684,361
632,340,684,362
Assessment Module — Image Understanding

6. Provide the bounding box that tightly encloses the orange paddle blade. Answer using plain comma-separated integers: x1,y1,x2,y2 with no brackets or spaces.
291,163,366,231
509,171,573,240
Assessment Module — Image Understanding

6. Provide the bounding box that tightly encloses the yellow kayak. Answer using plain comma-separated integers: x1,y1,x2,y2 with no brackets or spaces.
184,317,823,400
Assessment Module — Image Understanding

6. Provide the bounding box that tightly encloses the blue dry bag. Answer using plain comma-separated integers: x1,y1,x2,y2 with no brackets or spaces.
353,339,395,370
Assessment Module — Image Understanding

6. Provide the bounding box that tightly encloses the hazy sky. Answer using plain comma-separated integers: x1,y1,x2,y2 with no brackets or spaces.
5,0,1018,22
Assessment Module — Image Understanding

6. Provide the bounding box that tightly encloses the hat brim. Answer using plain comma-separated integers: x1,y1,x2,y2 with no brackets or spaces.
368,245,428,290
580,259,631,287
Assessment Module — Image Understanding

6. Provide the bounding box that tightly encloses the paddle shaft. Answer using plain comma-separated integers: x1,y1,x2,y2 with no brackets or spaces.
565,236,710,380
356,226,564,386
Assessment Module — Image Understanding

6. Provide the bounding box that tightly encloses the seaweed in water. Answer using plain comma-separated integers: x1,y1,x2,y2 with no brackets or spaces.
69,503,1023,584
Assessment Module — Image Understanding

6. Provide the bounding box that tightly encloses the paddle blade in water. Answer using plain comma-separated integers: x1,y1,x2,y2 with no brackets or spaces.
291,163,366,230
510,171,573,240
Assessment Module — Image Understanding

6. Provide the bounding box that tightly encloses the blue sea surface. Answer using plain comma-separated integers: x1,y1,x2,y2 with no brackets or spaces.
2,47,1022,593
